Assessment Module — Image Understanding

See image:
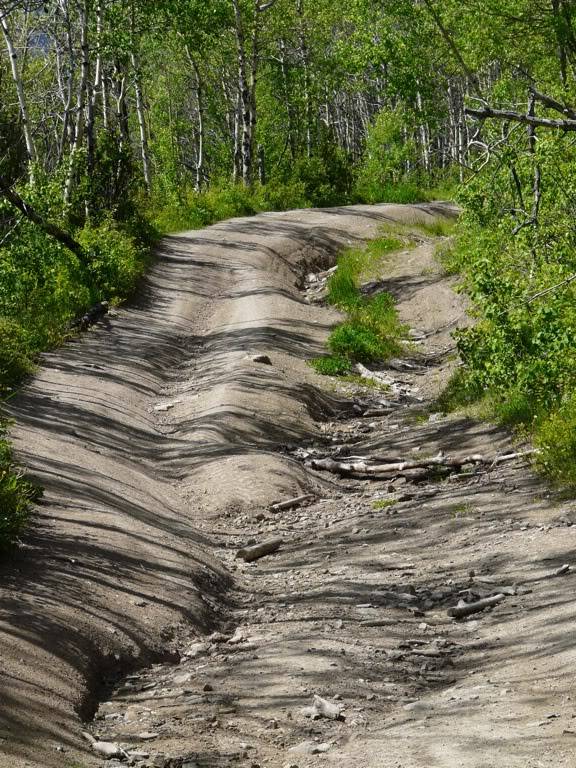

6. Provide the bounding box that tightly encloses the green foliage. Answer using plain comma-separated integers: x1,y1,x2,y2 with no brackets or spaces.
290,139,354,207
151,181,312,234
0,319,34,392
0,428,42,550
309,354,352,375
313,233,405,375
355,106,418,203
536,393,576,487
372,498,397,510
78,220,148,299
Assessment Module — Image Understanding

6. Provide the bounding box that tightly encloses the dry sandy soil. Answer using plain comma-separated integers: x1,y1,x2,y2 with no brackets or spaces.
1,203,576,768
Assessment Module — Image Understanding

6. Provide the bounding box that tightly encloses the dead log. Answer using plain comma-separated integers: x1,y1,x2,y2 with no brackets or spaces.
447,593,506,619
236,537,283,562
270,494,314,513
308,449,538,480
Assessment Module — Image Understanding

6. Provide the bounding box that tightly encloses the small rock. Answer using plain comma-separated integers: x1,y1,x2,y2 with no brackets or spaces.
251,354,272,365
289,741,331,755
301,694,344,721
184,642,208,659
203,683,214,692
137,731,159,740
91,740,128,759
173,673,193,686
228,628,245,645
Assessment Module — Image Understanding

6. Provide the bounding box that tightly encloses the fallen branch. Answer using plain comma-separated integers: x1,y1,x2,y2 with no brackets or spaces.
465,105,576,131
0,174,86,260
236,537,283,562
270,494,314,513
526,273,576,304
447,593,506,618
308,450,538,479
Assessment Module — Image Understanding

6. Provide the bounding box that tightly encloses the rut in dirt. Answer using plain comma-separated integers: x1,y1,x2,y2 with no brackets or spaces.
3,201,575,768
0,203,453,768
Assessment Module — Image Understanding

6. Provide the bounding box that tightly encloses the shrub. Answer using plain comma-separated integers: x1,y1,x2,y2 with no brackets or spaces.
0,318,34,393
0,431,42,549
354,106,418,203
78,219,147,299
328,316,401,364
535,393,576,487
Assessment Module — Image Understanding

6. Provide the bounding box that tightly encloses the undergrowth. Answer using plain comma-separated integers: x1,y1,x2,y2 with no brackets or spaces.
0,428,42,550
310,234,405,375
435,149,576,488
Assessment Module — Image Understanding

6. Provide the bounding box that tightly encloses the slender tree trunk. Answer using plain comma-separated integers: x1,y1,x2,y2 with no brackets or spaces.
130,3,151,191
64,0,90,205
296,0,312,157
131,50,151,191
279,39,297,160
185,46,205,191
0,9,37,177
56,0,75,164
231,0,253,186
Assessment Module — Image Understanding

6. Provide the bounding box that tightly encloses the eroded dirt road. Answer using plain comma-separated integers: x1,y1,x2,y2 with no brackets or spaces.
2,204,576,768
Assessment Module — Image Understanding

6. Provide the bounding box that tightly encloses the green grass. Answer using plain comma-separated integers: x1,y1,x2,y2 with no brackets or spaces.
416,218,456,238
312,232,407,377
372,498,398,510
151,181,311,234
0,428,42,550
309,355,352,376
451,501,476,518
327,236,403,309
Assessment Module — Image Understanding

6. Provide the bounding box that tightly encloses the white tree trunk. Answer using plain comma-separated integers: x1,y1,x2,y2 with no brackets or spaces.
0,9,37,176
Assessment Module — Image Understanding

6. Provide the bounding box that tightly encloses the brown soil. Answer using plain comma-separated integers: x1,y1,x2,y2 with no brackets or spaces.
1,203,575,768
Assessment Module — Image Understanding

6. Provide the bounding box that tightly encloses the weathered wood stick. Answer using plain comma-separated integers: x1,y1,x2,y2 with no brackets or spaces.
270,494,314,513
236,537,283,562
447,593,506,618
309,450,538,479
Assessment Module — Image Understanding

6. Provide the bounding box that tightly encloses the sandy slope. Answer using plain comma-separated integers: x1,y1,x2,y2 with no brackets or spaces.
0,204,447,767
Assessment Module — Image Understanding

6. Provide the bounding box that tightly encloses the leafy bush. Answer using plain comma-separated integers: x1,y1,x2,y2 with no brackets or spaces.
437,129,576,486
536,393,576,487
354,106,418,203
0,430,42,549
78,219,147,298
0,318,34,392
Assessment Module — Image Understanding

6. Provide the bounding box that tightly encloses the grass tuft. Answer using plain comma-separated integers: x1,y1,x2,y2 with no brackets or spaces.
0,427,42,550
309,355,352,376
372,498,398,510
312,232,407,376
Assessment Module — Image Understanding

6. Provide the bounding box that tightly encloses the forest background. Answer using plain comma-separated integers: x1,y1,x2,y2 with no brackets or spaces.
1,0,576,544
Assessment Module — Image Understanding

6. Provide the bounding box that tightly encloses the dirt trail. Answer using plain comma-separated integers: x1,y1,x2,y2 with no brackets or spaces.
2,202,576,768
